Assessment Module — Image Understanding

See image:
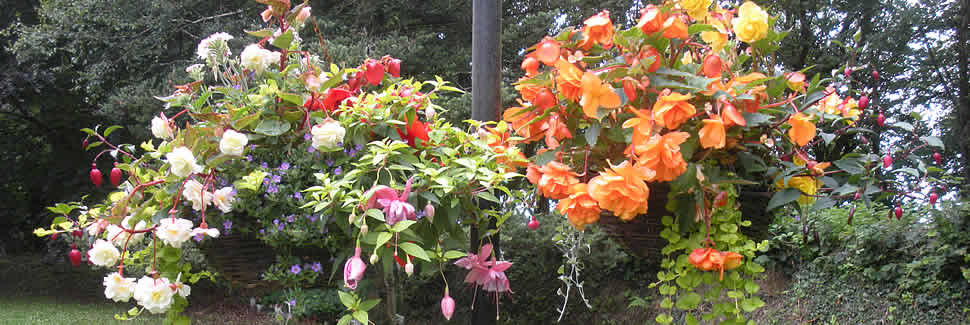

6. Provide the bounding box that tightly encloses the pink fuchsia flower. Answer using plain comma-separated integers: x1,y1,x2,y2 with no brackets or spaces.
441,290,455,320
454,244,512,293
343,247,366,290
483,258,512,293
361,177,417,226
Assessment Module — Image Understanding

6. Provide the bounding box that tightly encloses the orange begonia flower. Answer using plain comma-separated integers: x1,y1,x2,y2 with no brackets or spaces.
721,101,746,127
699,116,726,149
502,101,545,143
637,5,666,35
557,183,602,230
622,107,654,152
689,248,744,280
661,15,689,39
689,248,715,271
787,112,816,146
555,59,583,102
635,132,690,182
530,161,579,200
540,112,573,149
579,10,614,50
587,160,655,221
514,80,541,104
641,46,663,73
652,91,696,130
535,37,561,66
579,71,622,119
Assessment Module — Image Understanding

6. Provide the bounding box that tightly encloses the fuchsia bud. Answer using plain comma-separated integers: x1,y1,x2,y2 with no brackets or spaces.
69,244,81,267
894,206,903,220
859,95,869,110
110,163,123,187
405,261,414,277
877,112,886,127
844,68,852,79
424,203,435,222
89,164,102,187
528,216,540,230
387,58,402,78
933,151,942,165
883,154,893,168
929,192,939,205
872,70,880,81
440,291,455,320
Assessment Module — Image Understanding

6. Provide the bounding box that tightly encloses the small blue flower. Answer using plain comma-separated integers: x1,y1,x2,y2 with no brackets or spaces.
311,262,322,273
274,219,280,225
279,162,290,171
355,144,363,151
286,215,295,223
303,133,311,141
267,185,278,193
259,228,265,234
336,141,343,147
326,159,334,167
192,232,204,242
309,215,318,223
288,299,297,307
223,220,232,232
334,166,342,175
290,264,301,275
260,162,268,169
246,155,253,162
307,145,315,153
272,175,282,184
293,192,303,201
277,223,285,231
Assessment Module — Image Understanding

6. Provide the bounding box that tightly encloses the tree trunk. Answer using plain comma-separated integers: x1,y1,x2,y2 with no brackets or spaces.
957,0,970,196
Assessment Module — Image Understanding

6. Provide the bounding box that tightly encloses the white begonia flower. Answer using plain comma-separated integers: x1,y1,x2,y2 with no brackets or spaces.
156,218,194,248
166,147,203,178
89,239,120,267
103,272,136,302
196,32,234,61
105,216,148,247
219,129,248,156
185,63,205,81
211,187,236,213
182,179,213,211
240,44,281,73
133,276,174,314
172,273,191,297
87,218,109,236
311,119,346,150
191,226,220,239
150,115,174,139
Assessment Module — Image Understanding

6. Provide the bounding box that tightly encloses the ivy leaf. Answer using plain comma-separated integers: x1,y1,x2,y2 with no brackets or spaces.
767,188,802,210
740,297,766,312
656,313,674,324
676,292,701,310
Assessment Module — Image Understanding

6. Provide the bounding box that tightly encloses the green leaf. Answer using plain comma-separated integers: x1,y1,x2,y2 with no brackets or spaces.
891,121,914,132
127,307,139,316
443,250,467,260
399,242,431,262
272,29,294,49
687,24,716,35
476,192,501,204
740,297,766,312
811,197,836,211
374,232,393,248
767,188,802,210
253,119,291,136
921,136,944,149
741,113,773,127
584,122,602,146
352,310,368,324
245,28,274,38
365,209,385,222
337,314,352,325
278,92,303,106
744,281,760,294
359,299,380,312
833,157,864,174
390,220,416,233
337,291,355,309
676,292,702,310
656,313,674,324
103,125,123,137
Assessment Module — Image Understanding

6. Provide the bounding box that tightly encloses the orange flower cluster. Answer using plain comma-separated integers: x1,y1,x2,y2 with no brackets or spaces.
688,248,743,280
526,161,579,200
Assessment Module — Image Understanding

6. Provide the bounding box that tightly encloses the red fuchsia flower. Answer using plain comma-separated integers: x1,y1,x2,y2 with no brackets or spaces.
343,247,366,290
303,96,324,111
396,117,431,148
440,290,455,320
322,88,353,112
361,177,417,226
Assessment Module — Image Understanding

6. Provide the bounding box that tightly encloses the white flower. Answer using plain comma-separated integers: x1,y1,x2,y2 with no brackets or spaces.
311,119,345,150
150,115,174,139
240,44,281,73
105,216,148,247
196,32,234,61
89,239,120,267
191,227,220,239
219,129,248,156
185,63,205,81
87,219,109,236
133,276,174,314
166,147,203,178
182,179,213,211
103,272,136,302
155,218,194,248
172,273,191,297
211,187,236,213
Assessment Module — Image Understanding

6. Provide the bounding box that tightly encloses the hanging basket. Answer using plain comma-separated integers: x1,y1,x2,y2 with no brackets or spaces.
597,183,770,259
596,183,670,259
201,232,278,292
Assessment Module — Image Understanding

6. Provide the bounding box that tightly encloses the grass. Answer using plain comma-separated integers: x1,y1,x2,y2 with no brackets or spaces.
0,254,272,325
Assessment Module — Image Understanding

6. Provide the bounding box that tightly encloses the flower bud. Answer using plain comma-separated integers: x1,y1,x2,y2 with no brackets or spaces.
424,203,435,222
872,70,880,81
441,291,455,320
370,253,379,265
359,224,368,236
424,105,436,121
405,261,414,277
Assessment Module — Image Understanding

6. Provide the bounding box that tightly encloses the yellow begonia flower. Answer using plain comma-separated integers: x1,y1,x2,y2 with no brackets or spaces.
732,2,769,44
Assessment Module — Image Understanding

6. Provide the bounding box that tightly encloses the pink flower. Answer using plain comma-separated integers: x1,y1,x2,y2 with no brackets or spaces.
361,177,417,226
454,244,512,293
440,291,455,320
343,247,366,290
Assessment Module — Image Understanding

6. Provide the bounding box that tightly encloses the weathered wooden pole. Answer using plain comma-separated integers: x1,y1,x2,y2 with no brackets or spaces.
471,0,501,324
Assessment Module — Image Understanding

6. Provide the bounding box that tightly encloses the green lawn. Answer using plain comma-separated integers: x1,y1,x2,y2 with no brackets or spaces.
0,296,164,324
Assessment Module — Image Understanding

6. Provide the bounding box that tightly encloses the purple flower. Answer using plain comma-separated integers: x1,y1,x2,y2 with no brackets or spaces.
355,144,363,151
303,133,311,141
261,162,268,169
311,262,322,273
309,215,318,223
262,178,270,186
326,159,334,167
288,299,296,307
277,223,285,231
274,219,280,226
307,145,315,153
286,215,295,223
259,229,265,234
279,162,290,171
334,166,342,175
336,141,343,147
290,264,302,275
267,185,278,193
246,155,253,162
272,175,282,184
223,220,232,232
193,232,204,242
293,192,303,200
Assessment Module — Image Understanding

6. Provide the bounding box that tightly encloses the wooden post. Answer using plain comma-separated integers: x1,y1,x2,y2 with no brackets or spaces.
471,0,501,324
